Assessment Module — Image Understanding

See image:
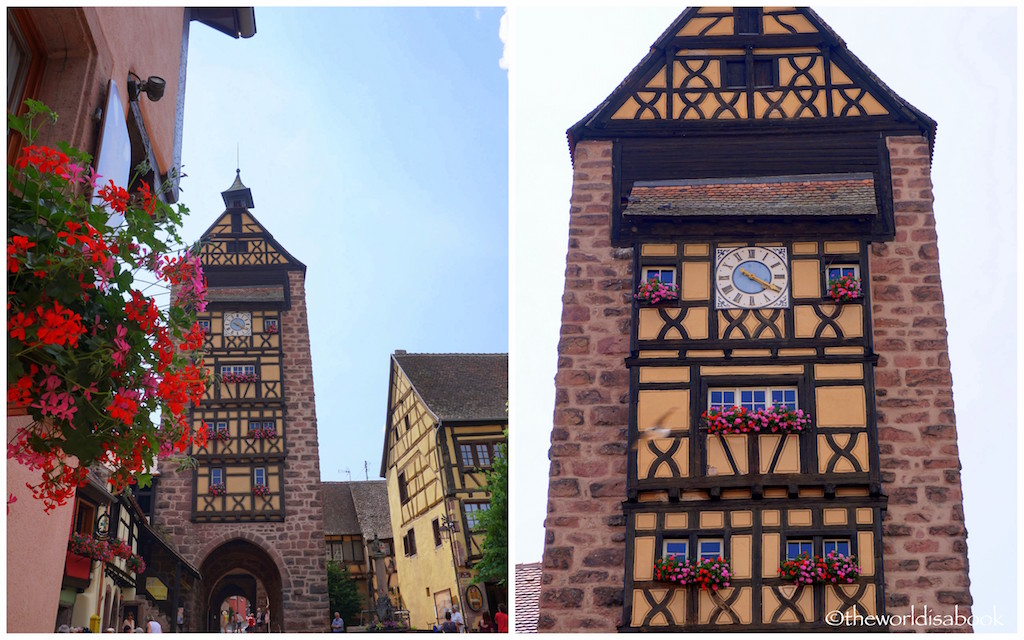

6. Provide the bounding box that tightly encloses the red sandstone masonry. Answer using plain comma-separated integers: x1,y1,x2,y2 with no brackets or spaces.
155,270,328,632
872,136,972,631
540,140,629,633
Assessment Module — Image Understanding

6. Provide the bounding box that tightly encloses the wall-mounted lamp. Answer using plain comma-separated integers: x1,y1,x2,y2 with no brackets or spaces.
127,71,166,103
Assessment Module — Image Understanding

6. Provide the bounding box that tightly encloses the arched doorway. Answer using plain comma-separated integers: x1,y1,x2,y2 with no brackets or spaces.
199,539,284,632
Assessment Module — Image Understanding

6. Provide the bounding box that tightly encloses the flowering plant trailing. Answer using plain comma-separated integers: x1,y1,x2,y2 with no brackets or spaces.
221,372,258,384
652,556,731,591
7,102,209,511
702,405,811,435
264,321,278,335
246,425,277,440
68,532,145,573
778,552,861,584
252,484,270,497
653,555,694,585
635,278,679,304
209,483,227,496
827,274,861,301
777,553,827,585
125,554,146,574
69,532,116,562
210,429,231,442
821,551,861,583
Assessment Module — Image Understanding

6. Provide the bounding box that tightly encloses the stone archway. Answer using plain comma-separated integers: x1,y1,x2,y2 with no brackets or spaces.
199,539,284,632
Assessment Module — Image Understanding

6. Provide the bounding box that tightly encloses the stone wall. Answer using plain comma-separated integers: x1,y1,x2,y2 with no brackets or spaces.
539,140,631,632
154,270,328,632
871,136,972,630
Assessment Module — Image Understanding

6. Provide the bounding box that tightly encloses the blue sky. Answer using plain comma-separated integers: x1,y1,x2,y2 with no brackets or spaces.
178,7,508,483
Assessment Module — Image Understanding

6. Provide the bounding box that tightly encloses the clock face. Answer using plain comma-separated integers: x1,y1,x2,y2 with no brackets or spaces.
223,311,252,336
715,246,790,309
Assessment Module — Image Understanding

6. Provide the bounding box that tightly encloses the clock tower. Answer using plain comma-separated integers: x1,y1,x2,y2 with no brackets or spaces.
540,7,970,632
153,170,328,631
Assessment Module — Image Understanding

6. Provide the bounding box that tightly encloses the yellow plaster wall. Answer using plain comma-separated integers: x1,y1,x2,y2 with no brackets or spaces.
637,389,689,432
815,386,867,427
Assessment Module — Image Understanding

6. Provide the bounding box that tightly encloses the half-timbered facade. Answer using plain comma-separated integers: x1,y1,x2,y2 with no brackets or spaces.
540,7,970,633
381,352,507,631
152,171,328,631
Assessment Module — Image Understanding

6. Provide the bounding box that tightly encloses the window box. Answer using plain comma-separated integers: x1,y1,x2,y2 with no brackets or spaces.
652,556,732,591
252,484,270,497
246,422,277,439
209,483,227,496
635,279,679,304
779,550,861,584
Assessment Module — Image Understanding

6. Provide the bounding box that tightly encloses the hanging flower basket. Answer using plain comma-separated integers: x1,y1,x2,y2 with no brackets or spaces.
252,484,270,497
635,279,679,304
209,483,227,496
125,554,146,574
69,533,116,563
827,274,862,301
702,405,810,435
779,552,861,584
7,101,209,511
653,556,731,591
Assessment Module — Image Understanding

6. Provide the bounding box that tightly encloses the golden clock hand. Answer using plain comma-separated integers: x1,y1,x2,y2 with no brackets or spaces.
738,267,781,292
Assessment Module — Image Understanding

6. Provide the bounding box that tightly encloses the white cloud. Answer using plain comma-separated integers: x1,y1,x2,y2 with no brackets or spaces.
498,9,509,71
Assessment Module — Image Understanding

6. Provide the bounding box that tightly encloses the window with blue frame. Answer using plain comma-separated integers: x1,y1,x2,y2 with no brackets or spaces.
698,539,723,561
826,265,859,281
823,539,851,556
709,387,798,411
641,266,675,285
787,539,813,559
664,539,689,560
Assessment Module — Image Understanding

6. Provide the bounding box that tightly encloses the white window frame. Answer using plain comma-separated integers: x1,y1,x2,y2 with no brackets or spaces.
215,421,228,433
641,266,676,285
663,539,688,560
698,538,723,561
825,264,859,282
823,538,851,556
464,502,490,529
210,468,224,486
708,386,799,412
254,467,267,487
198,319,211,332
786,539,813,559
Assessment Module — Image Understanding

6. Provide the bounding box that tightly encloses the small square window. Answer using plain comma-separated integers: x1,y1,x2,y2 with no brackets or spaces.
211,468,224,486
664,539,688,560
641,267,675,285
254,467,266,487
698,539,723,561
823,539,851,556
459,444,474,467
464,502,490,529
215,421,228,433
787,540,813,559
826,265,860,282
264,319,279,333
244,365,256,375
724,59,746,89
198,320,211,333
475,444,492,468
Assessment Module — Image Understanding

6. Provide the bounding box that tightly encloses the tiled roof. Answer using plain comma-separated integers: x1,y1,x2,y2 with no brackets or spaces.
349,481,393,540
322,482,360,536
394,353,508,423
322,481,391,539
623,173,878,218
514,562,542,633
